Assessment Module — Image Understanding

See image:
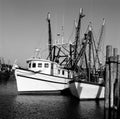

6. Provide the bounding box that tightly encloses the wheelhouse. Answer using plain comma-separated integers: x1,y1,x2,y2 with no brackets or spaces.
26,58,51,74
26,58,73,78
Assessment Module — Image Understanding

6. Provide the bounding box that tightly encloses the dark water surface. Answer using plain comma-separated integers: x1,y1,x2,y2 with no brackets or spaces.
0,80,105,119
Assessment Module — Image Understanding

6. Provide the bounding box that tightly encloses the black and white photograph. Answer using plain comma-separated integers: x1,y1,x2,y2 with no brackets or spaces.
0,0,120,119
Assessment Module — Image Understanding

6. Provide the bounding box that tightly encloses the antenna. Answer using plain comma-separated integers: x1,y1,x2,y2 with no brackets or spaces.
35,48,40,58
61,25,64,44
61,12,64,44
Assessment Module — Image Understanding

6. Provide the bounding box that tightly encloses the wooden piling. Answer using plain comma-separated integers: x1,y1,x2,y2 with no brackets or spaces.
106,45,112,61
112,55,120,119
105,45,112,108
105,46,120,119
105,46,118,108
113,48,118,57
117,55,120,118
109,56,117,107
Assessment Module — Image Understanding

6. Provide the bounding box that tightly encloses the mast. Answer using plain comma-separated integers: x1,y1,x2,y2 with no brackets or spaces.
87,24,92,81
74,8,85,60
97,18,105,54
95,18,105,68
47,12,52,61
88,24,92,70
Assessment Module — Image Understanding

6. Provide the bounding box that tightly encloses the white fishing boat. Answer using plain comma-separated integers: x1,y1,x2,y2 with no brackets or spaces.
14,12,73,94
15,53,73,93
69,80,105,100
67,8,105,100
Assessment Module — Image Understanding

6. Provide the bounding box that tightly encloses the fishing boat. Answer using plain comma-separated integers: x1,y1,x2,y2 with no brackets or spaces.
14,13,73,94
66,8,105,100
15,53,73,93
69,77,105,100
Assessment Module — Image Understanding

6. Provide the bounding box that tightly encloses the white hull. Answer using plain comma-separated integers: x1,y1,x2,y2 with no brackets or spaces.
69,81,105,100
15,68,71,93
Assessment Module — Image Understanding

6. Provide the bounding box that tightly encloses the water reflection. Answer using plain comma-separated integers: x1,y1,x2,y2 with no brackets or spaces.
0,81,105,119
0,95,105,119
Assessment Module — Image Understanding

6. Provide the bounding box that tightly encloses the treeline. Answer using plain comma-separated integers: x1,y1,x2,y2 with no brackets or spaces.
0,63,13,83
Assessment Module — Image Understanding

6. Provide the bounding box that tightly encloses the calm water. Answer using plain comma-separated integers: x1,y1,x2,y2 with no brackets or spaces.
0,79,105,119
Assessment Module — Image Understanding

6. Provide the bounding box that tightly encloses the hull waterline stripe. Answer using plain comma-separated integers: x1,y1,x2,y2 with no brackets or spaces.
17,74,68,85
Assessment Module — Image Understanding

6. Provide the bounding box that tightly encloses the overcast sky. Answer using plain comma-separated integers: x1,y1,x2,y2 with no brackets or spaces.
0,0,120,66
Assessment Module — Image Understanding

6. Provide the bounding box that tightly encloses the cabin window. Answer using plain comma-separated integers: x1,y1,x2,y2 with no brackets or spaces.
58,69,60,74
62,70,64,75
32,63,36,68
38,63,42,68
29,63,31,68
44,63,49,68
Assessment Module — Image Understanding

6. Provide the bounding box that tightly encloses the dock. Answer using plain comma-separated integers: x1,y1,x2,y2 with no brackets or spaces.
104,45,120,119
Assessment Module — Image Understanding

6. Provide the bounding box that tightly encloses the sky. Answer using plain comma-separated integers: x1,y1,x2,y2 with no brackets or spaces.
0,0,120,67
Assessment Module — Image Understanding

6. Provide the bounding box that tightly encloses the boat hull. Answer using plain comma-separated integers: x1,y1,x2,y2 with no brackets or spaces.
69,81,105,100
15,68,70,93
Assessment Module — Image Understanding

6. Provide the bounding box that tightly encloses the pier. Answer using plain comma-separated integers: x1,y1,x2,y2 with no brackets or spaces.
105,45,120,119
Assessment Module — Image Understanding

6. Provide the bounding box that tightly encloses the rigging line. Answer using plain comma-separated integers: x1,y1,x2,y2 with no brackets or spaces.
67,20,76,43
